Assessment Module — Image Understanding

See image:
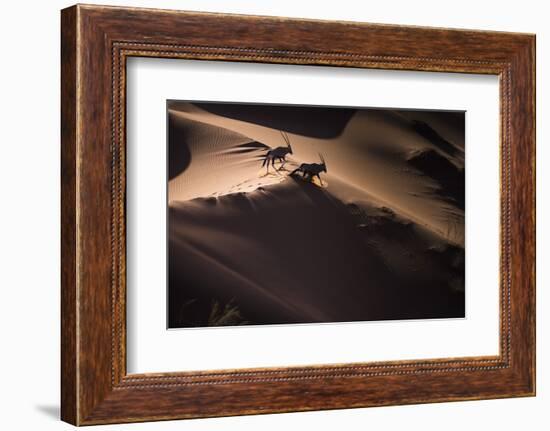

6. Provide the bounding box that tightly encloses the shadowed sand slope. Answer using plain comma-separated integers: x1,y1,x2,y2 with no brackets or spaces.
169,178,464,328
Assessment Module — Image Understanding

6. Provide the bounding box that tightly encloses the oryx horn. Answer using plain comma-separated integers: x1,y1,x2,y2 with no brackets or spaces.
319,153,326,168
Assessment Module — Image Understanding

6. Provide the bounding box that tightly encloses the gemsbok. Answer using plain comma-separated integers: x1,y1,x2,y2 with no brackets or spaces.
290,154,327,186
261,131,293,173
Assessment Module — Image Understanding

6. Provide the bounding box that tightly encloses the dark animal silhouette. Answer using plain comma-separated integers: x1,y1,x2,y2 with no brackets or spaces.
290,154,327,185
261,131,293,172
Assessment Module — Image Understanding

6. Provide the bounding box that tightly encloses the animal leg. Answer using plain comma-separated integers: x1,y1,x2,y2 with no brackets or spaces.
316,174,323,186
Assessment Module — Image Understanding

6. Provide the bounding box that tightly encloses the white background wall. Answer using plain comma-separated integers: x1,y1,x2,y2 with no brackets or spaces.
0,0,546,429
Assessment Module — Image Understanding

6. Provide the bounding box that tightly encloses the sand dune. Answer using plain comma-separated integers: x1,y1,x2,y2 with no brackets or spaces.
168,103,464,245
167,102,465,328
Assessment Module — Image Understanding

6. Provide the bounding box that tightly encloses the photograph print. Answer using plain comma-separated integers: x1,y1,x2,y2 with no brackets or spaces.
167,101,465,329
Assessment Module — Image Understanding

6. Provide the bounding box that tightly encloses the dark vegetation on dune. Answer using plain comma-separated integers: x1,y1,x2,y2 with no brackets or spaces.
407,149,465,210
410,119,464,160
169,178,464,328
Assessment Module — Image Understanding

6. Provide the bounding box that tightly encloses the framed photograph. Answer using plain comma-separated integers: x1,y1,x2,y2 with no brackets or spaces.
165,101,467,330
61,4,536,425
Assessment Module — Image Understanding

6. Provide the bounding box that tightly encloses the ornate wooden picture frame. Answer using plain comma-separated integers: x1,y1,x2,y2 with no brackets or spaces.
61,4,535,425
